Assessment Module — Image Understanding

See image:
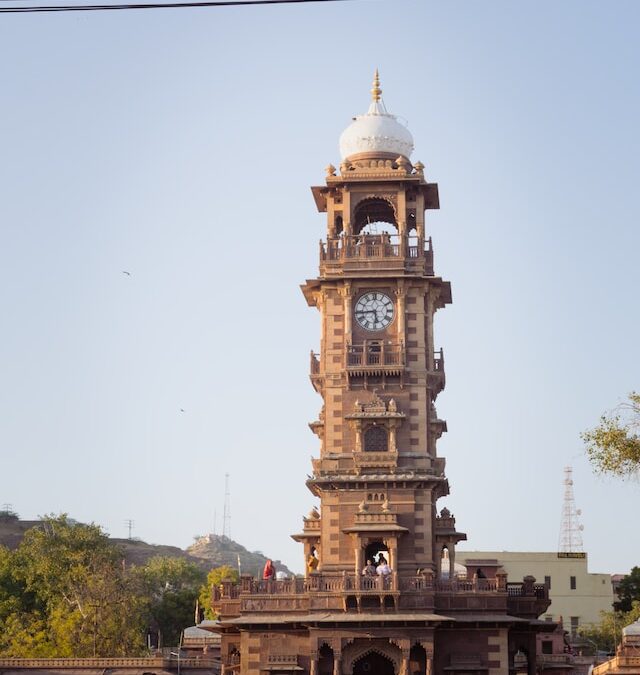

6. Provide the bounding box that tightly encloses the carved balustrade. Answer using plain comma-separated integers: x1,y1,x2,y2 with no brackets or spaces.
319,235,433,273
346,341,404,369
0,658,218,669
212,573,548,618
310,352,320,374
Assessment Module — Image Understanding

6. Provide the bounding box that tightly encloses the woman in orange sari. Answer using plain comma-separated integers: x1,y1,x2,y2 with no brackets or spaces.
263,559,276,580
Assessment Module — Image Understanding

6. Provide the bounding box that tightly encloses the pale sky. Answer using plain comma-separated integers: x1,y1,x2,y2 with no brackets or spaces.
1,0,639,577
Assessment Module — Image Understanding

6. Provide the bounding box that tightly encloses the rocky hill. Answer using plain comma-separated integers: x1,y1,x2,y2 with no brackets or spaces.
187,534,294,577
0,513,293,576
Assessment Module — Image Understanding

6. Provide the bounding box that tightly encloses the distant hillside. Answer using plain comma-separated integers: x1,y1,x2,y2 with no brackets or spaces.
188,534,294,578
0,514,293,576
0,514,41,550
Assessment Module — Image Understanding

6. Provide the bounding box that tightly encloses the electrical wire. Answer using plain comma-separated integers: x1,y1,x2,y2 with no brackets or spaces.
0,0,357,12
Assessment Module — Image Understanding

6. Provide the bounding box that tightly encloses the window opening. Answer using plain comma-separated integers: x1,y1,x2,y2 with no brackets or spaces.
364,426,388,452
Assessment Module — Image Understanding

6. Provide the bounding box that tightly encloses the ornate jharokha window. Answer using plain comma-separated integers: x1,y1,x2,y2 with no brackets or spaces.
364,425,388,452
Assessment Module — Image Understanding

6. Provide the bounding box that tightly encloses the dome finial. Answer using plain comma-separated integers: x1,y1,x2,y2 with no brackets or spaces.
371,68,382,102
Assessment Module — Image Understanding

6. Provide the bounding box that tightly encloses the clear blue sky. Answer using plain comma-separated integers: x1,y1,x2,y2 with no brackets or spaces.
1,0,639,576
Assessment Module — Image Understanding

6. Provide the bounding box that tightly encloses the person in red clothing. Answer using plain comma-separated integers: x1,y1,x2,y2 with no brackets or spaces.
263,559,276,580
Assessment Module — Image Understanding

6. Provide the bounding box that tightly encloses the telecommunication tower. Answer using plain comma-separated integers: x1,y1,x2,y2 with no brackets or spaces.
558,466,584,552
222,473,231,538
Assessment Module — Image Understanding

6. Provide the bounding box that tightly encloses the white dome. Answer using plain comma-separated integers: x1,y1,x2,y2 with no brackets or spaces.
623,619,640,637
339,72,414,161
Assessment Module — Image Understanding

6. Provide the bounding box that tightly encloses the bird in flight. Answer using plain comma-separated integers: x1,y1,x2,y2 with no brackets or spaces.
122,271,131,276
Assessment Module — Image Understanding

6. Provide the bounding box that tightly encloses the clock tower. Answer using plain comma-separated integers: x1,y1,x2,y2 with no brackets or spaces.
299,69,462,581
213,72,551,675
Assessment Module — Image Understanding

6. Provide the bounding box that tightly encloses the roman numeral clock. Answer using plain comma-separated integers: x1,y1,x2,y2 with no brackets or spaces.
354,292,395,331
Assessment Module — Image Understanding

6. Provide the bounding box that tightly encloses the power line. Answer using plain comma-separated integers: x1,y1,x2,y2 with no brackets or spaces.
0,0,356,13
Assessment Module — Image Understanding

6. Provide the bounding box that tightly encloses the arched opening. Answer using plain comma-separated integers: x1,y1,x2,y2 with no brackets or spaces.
409,645,427,675
318,644,334,675
353,198,397,235
440,545,449,579
364,425,388,452
408,226,418,250
365,541,389,566
353,651,395,675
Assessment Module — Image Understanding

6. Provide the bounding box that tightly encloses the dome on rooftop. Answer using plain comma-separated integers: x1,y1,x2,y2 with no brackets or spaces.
339,71,414,161
623,619,640,637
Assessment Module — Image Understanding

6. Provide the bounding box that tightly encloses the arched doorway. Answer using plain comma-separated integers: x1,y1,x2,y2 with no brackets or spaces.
318,644,334,675
353,651,395,675
364,540,388,567
409,645,427,675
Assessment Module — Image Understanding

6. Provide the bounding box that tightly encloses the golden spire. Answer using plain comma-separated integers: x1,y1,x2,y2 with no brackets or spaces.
371,68,382,102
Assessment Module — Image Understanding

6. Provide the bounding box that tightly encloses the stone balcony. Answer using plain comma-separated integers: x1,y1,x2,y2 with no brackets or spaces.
319,235,434,277
346,341,404,376
213,573,549,620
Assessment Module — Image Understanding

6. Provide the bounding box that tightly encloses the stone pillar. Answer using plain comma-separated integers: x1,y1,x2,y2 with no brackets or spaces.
303,542,311,579
449,544,455,579
354,542,362,577
389,423,397,453
399,641,411,675
343,187,352,236
333,654,341,675
426,653,433,675
395,284,406,342
310,654,318,675
389,540,398,590
342,284,352,342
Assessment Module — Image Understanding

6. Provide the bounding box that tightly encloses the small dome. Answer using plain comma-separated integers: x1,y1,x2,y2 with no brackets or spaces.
623,619,640,637
339,71,414,161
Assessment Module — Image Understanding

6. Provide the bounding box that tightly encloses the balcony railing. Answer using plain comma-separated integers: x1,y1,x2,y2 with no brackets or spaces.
347,342,404,371
320,235,431,261
215,573,521,599
212,574,548,618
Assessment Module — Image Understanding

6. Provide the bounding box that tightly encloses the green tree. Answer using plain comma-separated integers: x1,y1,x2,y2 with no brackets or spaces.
138,557,206,647
582,392,640,477
1,515,147,657
198,565,239,620
579,601,640,652
614,566,640,612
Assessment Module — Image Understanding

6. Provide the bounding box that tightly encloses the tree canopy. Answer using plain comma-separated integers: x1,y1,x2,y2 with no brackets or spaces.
0,515,206,656
582,392,640,477
615,566,640,612
198,565,239,620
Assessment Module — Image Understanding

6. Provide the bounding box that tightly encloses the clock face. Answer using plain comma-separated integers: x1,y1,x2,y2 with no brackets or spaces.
354,292,395,331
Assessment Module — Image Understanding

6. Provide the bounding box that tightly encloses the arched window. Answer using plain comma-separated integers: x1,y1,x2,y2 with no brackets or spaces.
364,426,388,452
353,198,397,234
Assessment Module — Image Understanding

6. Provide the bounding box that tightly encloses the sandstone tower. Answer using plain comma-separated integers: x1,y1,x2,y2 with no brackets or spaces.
212,72,550,675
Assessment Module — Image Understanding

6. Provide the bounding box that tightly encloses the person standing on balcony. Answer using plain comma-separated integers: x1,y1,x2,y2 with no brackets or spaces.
362,559,376,576
377,556,392,577
376,555,392,589
263,559,276,580
307,547,319,574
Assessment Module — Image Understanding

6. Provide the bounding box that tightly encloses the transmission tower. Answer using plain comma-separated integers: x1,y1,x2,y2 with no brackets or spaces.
558,466,584,553
124,519,134,540
222,473,231,538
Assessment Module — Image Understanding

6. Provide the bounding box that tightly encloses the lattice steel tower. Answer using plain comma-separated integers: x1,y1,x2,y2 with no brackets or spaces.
558,466,584,553
223,473,231,538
